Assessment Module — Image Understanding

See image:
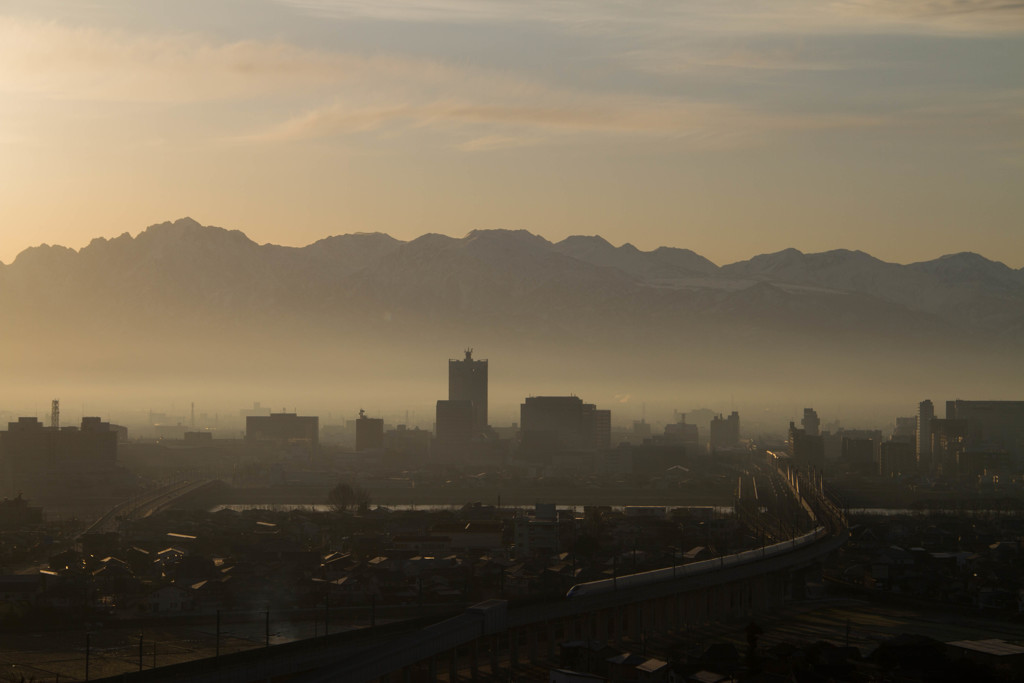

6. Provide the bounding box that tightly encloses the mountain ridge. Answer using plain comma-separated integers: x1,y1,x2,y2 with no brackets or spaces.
2,218,1021,342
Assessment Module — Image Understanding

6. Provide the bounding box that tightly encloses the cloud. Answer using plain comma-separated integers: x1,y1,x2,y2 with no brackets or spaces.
0,17,464,103
833,1,1024,34
456,135,544,152
238,94,888,150
274,0,1024,36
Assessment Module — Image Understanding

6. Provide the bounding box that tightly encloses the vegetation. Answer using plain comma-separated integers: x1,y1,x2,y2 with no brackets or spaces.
327,481,371,513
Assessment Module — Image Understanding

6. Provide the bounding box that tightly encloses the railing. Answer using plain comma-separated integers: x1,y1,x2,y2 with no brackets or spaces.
566,525,827,598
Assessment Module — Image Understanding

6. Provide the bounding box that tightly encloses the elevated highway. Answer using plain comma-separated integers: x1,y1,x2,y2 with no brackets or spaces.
94,461,846,682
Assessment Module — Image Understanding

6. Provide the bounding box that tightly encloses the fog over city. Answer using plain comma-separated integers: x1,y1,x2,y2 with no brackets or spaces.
1,218,1021,435
2,1,1024,681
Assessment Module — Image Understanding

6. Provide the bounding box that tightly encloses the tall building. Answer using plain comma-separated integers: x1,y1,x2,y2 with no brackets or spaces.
449,349,488,435
929,418,967,474
709,411,740,450
945,400,1024,457
892,416,917,443
801,408,820,437
355,410,384,451
917,400,934,471
591,408,612,451
789,421,824,468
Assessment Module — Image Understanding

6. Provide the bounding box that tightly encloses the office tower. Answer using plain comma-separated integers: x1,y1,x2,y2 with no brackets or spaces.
449,349,488,435
801,408,820,437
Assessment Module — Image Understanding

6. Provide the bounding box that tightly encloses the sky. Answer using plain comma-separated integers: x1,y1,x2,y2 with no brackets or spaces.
1,0,1022,267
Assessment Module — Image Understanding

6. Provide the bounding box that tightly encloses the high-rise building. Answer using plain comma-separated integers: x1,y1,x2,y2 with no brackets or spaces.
591,408,612,451
355,410,384,451
449,349,488,435
929,418,967,474
789,421,824,468
892,416,917,443
709,411,740,450
801,408,820,437
917,400,934,471
945,400,1024,457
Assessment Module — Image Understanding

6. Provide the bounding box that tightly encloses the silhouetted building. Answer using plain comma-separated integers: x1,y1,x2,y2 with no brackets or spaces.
245,412,318,447
945,400,1024,458
879,440,915,477
917,399,934,471
930,418,968,474
0,417,119,495
183,431,213,444
709,411,740,450
801,408,820,437
435,400,475,442
0,495,43,529
659,415,699,455
384,425,431,458
354,410,384,451
591,409,612,451
240,402,271,418
449,349,488,435
892,416,917,442
841,436,877,475
789,421,824,468
520,396,609,461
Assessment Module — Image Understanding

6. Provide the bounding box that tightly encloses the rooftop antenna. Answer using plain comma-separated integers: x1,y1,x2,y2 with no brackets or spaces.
465,348,473,360
51,399,59,430
191,402,195,428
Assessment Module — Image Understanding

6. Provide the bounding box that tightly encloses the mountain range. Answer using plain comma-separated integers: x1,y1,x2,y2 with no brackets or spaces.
2,218,1021,412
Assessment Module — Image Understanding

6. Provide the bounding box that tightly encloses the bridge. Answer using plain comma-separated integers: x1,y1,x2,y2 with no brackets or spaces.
95,460,846,682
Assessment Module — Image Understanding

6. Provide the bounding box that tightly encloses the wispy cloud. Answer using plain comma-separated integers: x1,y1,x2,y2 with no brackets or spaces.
0,17,463,103
239,95,888,149
457,135,544,152
0,13,998,155
273,0,1024,36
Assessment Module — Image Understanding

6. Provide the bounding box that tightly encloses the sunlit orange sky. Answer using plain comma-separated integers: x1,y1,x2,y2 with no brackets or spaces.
2,1,1023,267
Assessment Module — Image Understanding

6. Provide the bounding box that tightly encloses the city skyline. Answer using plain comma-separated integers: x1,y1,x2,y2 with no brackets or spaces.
2,1,1023,267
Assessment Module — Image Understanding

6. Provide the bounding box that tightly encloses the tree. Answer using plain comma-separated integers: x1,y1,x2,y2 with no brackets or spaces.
328,481,371,513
